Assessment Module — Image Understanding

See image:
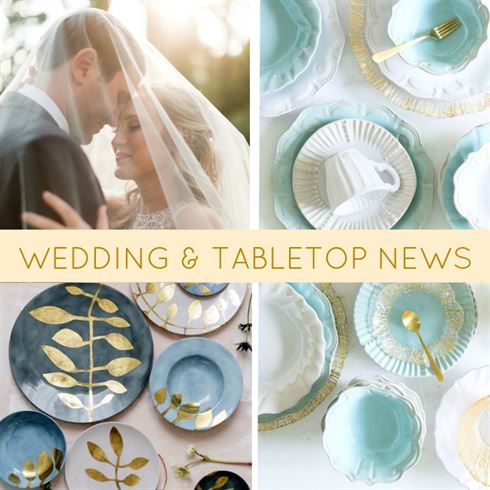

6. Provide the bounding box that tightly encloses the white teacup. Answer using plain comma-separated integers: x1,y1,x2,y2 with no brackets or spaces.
322,149,400,216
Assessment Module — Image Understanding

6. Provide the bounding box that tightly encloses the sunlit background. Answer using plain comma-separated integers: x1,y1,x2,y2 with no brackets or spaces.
0,0,250,139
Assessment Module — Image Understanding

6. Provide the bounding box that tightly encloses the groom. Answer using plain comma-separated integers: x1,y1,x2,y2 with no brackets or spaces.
0,10,144,228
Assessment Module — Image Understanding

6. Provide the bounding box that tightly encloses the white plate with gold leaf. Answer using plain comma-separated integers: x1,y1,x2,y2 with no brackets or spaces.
65,422,160,489
435,365,490,490
130,283,247,336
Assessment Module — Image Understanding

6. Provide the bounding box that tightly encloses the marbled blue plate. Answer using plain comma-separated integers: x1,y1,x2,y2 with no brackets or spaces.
0,411,66,488
195,470,249,490
177,283,229,297
150,338,242,431
272,101,434,229
9,284,153,423
439,123,490,229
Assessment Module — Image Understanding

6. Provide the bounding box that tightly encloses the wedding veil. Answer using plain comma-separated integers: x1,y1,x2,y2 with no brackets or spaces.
0,8,249,229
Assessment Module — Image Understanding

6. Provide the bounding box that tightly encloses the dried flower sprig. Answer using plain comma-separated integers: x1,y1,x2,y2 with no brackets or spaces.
172,445,251,479
235,293,252,352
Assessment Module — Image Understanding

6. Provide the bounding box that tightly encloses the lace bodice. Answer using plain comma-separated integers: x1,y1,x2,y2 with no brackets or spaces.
131,201,194,229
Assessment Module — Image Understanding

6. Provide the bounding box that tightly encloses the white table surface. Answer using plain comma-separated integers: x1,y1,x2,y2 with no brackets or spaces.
259,0,490,488
0,283,251,490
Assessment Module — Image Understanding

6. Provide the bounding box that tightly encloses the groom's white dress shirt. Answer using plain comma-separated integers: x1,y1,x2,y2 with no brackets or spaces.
17,84,69,134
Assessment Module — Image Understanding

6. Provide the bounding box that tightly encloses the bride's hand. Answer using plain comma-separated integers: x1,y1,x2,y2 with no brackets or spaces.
22,191,109,229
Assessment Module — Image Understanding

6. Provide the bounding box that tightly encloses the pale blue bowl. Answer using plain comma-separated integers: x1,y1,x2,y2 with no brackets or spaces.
389,0,489,74
323,384,424,484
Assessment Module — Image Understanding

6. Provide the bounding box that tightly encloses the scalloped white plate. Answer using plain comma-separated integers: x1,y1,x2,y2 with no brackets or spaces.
259,283,325,415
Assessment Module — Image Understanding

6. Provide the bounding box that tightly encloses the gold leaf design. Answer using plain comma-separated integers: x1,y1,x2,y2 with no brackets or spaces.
98,298,119,313
217,298,228,311
127,457,149,469
8,473,21,486
166,303,178,321
30,306,74,325
87,441,110,463
110,426,123,457
198,284,213,295
214,476,229,489
97,394,115,407
86,468,110,482
105,333,134,350
154,387,167,405
65,286,84,295
37,450,53,483
104,380,127,394
22,460,35,480
106,357,141,377
104,316,130,328
58,392,84,409
122,474,141,486
188,300,202,320
212,409,228,427
228,288,241,306
203,305,220,325
145,282,161,293
181,402,200,414
173,402,200,424
158,284,176,303
52,448,63,471
43,372,79,388
42,345,77,372
52,328,85,348
195,409,213,429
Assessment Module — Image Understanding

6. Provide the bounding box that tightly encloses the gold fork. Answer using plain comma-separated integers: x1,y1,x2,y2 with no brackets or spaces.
372,17,462,63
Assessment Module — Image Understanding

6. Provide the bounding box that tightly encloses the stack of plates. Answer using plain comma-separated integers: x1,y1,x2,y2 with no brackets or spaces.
258,283,347,430
322,377,426,484
350,0,490,118
260,0,344,117
272,101,435,230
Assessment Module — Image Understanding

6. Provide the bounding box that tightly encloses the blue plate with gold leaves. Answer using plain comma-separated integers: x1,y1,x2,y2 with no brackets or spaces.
178,283,229,297
195,470,249,490
150,338,242,431
9,284,153,423
0,411,66,489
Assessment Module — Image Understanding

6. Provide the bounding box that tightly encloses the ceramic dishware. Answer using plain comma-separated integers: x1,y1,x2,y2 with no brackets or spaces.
0,411,66,489
323,149,400,216
131,282,247,336
436,365,490,490
322,378,425,484
9,283,153,423
150,338,242,431
65,422,160,490
195,470,249,490
453,143,490,229
355,283,477,377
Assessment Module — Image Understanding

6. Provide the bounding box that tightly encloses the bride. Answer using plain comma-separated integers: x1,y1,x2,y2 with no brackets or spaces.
3,8,249,230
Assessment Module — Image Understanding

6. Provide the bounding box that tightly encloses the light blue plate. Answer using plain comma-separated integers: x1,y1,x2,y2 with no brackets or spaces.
150,338,242,431
323,383,424,484
355,283,477,377
258,283,338,427
0,411,66,488
439,123,490,229
177,282,228,297
272,101,434,229
389,0,489,75
260,0,321,93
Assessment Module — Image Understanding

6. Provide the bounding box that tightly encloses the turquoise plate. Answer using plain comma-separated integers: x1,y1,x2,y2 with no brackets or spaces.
355,283,477,377
389,0,489,75
260,0,321,93
150,338,242,431
258,283,338,428
439,123,490,229
0,411,66,488
272,101,434,230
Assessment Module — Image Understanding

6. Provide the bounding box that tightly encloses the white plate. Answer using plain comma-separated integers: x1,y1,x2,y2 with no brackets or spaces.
435,366,490,490
131,283,247,335
292,118,417,229
365,0,490,103
260,0,344,117
454,143,490,229
259,283,325,415
65,422,160,490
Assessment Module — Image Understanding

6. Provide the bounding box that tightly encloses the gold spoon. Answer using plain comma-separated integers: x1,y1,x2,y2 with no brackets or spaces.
402,310,444,382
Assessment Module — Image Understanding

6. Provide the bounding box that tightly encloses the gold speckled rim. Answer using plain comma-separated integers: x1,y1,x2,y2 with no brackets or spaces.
258,283,348,431
349,0,490,118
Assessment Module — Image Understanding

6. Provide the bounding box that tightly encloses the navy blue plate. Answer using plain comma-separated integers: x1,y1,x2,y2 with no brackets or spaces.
195,470,249,490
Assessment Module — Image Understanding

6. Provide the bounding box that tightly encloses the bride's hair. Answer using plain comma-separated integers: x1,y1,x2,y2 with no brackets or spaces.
111,84,218,229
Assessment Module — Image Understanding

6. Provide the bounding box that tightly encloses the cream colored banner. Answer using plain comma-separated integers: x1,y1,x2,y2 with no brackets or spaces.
1,230,489,282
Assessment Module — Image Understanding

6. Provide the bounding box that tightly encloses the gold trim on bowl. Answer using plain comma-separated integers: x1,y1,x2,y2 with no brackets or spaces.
258,283,348,431
349,0,490,118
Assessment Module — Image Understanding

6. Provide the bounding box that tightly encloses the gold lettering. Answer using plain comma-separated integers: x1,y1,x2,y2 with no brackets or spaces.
455,246,472,269
148,247,167,269
19,248,50,269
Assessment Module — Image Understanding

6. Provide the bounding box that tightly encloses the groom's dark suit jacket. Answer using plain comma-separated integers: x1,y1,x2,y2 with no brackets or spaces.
0,92,105,228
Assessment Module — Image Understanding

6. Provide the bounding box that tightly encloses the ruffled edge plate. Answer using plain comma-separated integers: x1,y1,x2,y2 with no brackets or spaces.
354,283,478,377
258,283,347,431
272,100,434,230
